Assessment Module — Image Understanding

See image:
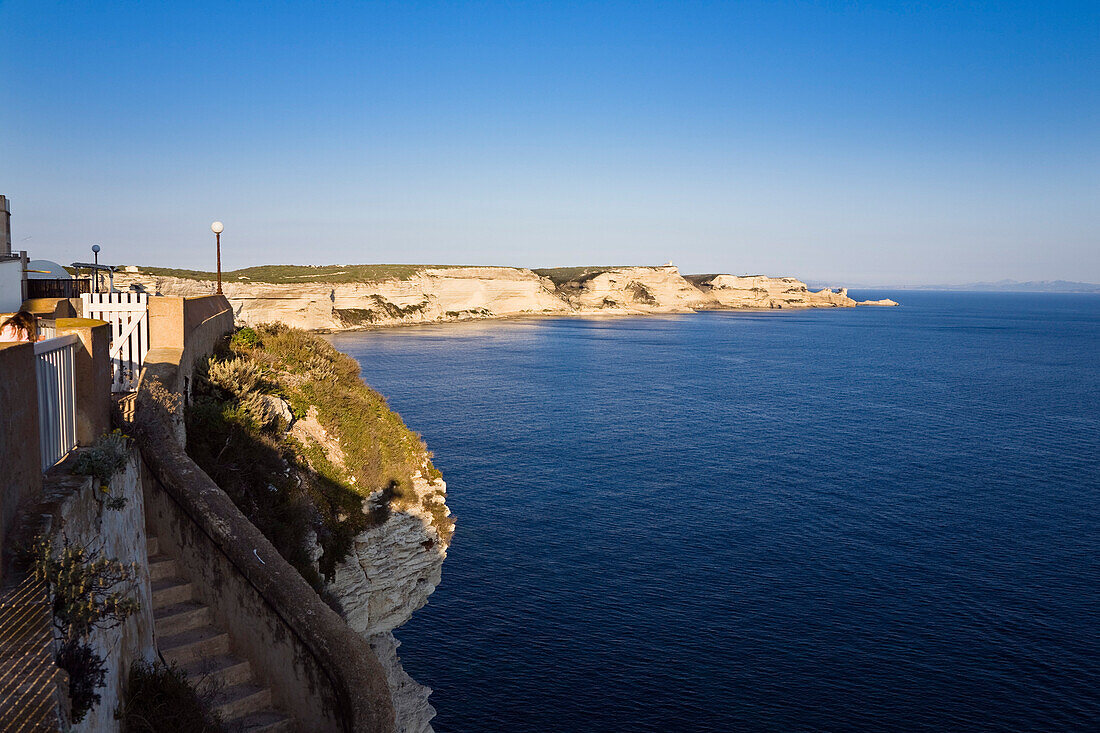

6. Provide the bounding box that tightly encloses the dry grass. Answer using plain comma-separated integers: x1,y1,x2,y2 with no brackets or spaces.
134,264,466,284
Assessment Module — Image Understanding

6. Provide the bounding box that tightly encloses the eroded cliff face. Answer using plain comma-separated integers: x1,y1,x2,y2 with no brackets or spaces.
555,265,714,313
328,472,450,637
369,632,436,733
115,264,895,331
189,324,452,733
114,267,572,330
690,274,860,308
321,470,451,733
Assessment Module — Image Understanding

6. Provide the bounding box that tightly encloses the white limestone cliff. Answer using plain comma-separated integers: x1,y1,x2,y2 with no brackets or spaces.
113,264,896,332
369,632,436,733
318,470,451,733
114,267,572,330
327,472,449,637
555,265,713,313
689,274,863,308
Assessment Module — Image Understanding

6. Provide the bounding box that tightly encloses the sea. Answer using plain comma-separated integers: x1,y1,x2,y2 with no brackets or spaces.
329,292,1100,732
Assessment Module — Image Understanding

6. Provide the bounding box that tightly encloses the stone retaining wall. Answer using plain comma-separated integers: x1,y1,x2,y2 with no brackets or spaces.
135,295,394,732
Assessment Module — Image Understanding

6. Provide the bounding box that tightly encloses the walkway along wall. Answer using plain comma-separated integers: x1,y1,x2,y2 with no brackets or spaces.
134,295,395,732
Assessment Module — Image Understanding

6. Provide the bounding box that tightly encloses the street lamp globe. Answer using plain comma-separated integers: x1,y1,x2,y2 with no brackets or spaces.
211,221,224,234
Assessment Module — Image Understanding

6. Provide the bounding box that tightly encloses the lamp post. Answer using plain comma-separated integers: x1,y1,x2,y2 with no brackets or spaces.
211,221,224,294
92,244,101,293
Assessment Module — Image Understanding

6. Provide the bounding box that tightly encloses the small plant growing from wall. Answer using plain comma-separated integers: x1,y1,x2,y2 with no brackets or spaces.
116,660,225,733
31,535,141,724
72,430,133,510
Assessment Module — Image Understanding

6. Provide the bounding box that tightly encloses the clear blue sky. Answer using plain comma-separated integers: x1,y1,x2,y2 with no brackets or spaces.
2,1,1097,285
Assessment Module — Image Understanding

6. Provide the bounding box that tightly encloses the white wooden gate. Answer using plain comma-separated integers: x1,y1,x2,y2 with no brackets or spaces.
81,292,150,392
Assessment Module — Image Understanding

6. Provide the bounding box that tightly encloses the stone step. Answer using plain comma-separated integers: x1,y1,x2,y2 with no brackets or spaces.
182,653,253,692
147,535,159,557
148,553,179,582
151,577,193,609
212,683,272,722
153,601,211,637
147,534,296,732
225,710,295,733
159,626,231,666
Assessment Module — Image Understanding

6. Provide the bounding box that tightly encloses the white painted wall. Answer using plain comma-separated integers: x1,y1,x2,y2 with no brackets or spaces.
0,259,23,312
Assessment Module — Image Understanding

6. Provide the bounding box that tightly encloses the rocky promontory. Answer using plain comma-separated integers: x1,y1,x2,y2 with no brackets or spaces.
114,264,897,331
186,324,452,732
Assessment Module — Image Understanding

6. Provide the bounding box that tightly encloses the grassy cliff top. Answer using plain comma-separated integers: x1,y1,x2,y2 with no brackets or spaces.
138,263,673,286
532,266,636,285
136,264,469,284
186,324,451,587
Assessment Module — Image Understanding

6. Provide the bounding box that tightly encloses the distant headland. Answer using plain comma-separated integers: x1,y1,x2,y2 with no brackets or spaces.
113,264,898,331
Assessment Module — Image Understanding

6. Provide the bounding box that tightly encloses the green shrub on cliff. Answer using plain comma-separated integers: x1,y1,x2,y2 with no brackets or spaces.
186,324,450,589
135,264,463,284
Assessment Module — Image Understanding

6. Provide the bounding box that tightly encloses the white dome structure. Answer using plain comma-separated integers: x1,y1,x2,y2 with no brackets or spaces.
26,259,72,279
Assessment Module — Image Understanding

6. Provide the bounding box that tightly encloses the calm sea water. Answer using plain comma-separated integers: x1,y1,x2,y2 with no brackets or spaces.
330,292,1100,732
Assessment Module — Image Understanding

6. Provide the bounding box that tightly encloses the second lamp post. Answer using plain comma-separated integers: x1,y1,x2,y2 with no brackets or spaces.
211,220,224,294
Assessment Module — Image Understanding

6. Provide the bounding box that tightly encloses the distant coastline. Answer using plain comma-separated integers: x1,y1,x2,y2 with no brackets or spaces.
112,264,898,332
810,279,1100,294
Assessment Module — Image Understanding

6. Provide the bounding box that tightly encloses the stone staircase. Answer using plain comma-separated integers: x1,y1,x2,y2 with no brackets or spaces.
148,534,295,732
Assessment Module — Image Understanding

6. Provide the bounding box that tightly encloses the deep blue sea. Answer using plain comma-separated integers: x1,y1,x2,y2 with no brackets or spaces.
330,292,1100,732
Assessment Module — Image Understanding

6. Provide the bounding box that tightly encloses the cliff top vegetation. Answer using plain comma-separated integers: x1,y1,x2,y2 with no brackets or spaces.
186,324,450,590
134,264,470,284
533,266,656,285
134,264,675,287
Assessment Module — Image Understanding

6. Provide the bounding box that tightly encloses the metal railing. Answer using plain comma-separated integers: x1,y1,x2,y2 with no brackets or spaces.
26,277,92,299
36,319,56,340
34,334,78,471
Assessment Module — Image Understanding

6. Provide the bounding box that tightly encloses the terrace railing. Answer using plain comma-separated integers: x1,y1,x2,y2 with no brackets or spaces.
34,334,78,471
26,277,91,300
35,319,56,340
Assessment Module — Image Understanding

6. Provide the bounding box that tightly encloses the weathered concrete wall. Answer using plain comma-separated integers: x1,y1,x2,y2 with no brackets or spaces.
147,295,234,406
48,453,153,731
148,295,231,352
0,342,43,583
0,259,22,312
32,449,155,732
54,319,111,446
20,298,78,319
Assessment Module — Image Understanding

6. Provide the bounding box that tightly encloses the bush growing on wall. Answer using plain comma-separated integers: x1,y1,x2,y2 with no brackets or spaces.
32,536,141,723
72,430,133,510
56,638,107,723
116,660,224,733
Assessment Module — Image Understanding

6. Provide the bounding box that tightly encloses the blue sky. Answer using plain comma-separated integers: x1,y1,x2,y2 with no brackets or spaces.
1,1,1097,285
